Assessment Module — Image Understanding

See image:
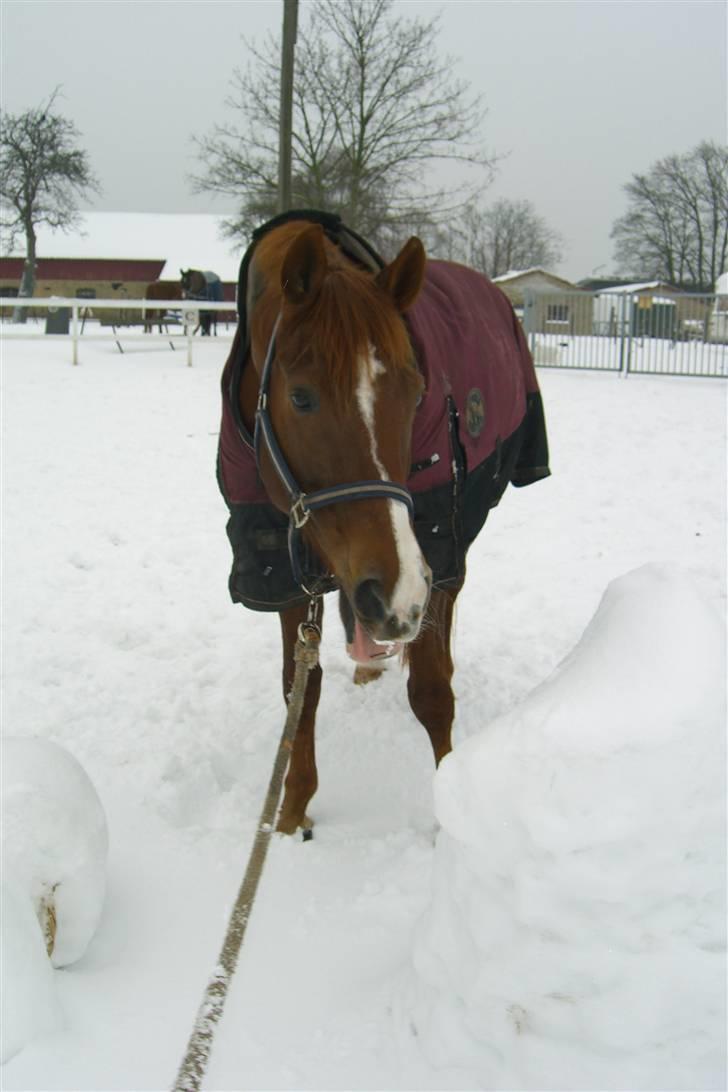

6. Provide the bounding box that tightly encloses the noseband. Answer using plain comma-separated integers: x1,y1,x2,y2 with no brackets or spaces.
254,315,415,594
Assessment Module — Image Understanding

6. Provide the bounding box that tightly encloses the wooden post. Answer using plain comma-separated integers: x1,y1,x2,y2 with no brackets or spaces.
277,0,298,214
72,303,79,365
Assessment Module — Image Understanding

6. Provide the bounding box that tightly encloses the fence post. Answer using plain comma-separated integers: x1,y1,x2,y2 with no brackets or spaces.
523,290,536,356
72,304,79,366
619,294,631,378
183,306,197,366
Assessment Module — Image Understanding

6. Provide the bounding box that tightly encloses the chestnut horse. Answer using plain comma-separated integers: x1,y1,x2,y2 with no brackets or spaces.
144,280,183,333
218,212,550,835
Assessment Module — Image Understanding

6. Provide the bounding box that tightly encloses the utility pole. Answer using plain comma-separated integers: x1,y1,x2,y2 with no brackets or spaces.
277,0,298,214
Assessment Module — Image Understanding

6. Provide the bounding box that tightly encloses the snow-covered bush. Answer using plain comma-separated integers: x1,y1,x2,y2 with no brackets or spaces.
410,565,726,1089
1,737,108,968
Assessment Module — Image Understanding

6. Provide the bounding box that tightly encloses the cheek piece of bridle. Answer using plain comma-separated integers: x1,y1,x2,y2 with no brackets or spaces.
254,314,415,596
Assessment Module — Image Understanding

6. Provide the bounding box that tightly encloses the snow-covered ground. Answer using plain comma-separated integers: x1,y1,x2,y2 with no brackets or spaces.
1,333,725,1090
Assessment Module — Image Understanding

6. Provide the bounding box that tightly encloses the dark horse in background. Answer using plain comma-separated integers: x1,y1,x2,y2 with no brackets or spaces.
144,280,183,333
217,211,550,835
180,268,223,335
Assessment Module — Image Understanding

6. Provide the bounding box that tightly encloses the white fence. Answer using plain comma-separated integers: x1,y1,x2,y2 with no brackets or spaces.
522,290,727,378
0,296,237,366
4,292,726,378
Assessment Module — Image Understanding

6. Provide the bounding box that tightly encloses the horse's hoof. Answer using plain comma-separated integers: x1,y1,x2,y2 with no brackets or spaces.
353,665,384,686
276,811,315,837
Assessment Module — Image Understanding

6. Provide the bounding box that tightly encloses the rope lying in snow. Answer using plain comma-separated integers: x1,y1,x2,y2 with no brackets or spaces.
171,619,321,1092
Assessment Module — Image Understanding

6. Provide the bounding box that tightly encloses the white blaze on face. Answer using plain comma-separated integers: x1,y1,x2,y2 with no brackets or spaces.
355,350,430,633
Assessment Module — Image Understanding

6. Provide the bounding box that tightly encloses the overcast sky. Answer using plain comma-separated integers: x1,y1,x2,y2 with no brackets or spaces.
1,0,726,280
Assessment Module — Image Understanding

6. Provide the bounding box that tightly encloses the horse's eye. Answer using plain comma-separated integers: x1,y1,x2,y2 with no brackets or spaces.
290,387,318,413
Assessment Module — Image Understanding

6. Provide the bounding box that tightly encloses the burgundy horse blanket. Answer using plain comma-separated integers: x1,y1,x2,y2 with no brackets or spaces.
217,212,550,611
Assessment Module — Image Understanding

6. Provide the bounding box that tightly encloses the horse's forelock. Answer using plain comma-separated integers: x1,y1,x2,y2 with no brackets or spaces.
283,266,415,405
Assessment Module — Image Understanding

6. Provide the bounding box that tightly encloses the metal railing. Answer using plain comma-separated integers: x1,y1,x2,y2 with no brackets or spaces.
3,291,726,378
0,296,237,366
522,290,727,378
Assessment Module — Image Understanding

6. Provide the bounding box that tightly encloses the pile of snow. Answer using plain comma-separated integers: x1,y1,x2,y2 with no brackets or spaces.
2,738,109,1062
1,877,61,1065
1,737,109,969
410,564,726,1090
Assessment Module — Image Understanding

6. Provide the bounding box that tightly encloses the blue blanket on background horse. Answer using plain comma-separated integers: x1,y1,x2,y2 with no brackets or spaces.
201,271,223,304
217,213,550,611
182,269,223,334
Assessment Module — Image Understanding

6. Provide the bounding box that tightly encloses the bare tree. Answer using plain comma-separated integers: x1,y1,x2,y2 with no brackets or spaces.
431,198,563,277
0,89,100,319
611,141,728,288
191,0,493,250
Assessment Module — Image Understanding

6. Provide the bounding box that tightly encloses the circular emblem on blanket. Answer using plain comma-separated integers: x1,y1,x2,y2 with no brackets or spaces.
465,388,485,438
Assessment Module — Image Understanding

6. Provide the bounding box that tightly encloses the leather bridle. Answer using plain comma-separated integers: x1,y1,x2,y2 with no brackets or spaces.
253,315,415,593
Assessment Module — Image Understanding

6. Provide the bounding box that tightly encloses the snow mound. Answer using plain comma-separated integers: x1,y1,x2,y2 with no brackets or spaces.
1,876,61,1064
1,737,109,968
410,564,726,1090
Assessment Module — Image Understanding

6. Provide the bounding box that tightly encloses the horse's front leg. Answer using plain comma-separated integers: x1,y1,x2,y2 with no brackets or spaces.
407,585,460,765
276,601,324,834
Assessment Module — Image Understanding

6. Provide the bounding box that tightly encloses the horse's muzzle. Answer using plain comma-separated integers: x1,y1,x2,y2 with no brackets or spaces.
353,575,429,644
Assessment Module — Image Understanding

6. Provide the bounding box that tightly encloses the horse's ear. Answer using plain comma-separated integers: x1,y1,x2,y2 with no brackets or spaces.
281,225,328,305
377,237,426,312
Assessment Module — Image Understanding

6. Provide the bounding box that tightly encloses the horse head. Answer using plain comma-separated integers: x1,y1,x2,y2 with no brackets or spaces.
245,223,431,650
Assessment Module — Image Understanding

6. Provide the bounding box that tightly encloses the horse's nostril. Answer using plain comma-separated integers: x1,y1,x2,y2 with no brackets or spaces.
354,578,387,623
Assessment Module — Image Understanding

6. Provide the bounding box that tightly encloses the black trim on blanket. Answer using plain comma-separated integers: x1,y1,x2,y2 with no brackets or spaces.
511,391,551,486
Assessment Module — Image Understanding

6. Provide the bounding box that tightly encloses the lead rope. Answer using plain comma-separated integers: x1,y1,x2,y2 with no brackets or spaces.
172,609,322,1092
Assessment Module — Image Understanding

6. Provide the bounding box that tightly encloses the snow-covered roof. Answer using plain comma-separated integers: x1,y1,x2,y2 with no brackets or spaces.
12,211,242,282
595,281,670,295
493,267,549,282
493,268,578,290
